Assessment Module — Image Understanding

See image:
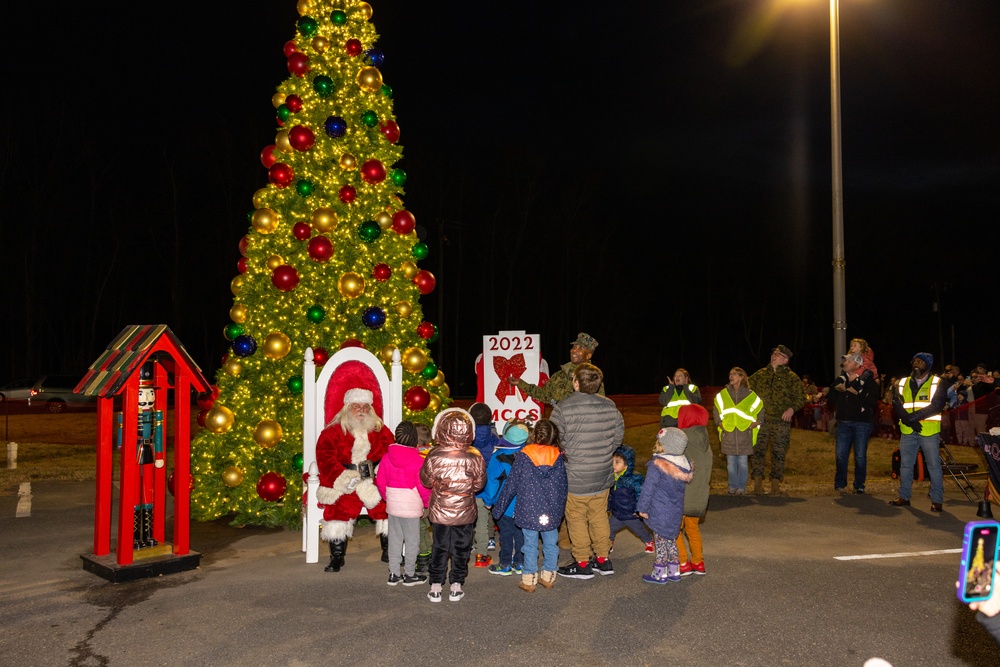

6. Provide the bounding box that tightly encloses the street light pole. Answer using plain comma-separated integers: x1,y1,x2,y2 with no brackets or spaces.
829,0,847,379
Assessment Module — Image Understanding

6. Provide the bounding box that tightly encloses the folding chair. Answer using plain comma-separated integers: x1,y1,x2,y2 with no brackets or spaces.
940,440,983,502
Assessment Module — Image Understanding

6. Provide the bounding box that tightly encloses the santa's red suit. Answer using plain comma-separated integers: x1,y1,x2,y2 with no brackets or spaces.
314,420,392,542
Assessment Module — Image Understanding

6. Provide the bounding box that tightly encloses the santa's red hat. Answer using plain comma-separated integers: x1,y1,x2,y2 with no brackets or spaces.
324,360,384,424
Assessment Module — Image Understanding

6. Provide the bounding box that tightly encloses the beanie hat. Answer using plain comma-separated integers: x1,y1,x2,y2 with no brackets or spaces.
469,402,493,426
394,421,418,447
502,421,530,445
913,352,934,370
656,427,688,456
677,404,709,429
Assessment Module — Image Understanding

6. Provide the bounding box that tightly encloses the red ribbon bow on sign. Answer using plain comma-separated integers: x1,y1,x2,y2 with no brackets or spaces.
493,354,527,403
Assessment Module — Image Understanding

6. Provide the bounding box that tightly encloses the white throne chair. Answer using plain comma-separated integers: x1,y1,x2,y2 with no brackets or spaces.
302,346,402,563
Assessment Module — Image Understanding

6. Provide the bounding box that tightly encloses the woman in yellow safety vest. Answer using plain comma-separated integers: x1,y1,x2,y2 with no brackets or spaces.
713,367,764,495
659,368,702,427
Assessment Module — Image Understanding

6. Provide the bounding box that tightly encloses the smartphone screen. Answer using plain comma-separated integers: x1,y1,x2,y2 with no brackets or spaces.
960,522,999,603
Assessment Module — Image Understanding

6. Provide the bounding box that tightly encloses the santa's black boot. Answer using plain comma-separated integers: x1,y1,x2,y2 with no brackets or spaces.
325,540,346,572
380,534,389,563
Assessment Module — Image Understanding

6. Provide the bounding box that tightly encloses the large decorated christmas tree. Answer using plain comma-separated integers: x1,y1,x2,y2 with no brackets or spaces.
191,0,449,527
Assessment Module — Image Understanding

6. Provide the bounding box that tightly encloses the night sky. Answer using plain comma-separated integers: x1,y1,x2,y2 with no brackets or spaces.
2,0,998,395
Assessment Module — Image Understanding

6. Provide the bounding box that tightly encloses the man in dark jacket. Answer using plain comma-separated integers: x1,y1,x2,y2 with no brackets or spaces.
829,352,880,494
550,363,624,580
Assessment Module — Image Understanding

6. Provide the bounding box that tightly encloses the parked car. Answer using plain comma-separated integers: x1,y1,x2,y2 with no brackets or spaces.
0,375,97,413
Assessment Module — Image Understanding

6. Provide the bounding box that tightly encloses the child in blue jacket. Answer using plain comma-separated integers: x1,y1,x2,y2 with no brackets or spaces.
637,427,693,584
481,418,529,575
607,445,654,554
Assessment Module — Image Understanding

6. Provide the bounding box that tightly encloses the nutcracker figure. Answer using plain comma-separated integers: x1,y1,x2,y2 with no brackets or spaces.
116,362,164,549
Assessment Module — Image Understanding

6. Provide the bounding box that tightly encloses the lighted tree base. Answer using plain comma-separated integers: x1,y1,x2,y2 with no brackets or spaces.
81,547,201,583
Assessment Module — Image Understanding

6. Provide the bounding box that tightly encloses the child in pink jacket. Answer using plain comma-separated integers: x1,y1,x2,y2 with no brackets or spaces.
376,421,432,586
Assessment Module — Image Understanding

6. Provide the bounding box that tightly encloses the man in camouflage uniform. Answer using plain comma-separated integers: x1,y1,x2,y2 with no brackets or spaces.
747,344,805,495
509,332,605,406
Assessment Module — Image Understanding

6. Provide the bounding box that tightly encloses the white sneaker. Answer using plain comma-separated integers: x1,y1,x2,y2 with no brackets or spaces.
427,583,442,603
448,583,464,602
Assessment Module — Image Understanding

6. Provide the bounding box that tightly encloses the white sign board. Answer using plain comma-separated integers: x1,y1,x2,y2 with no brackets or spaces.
482,330,542,424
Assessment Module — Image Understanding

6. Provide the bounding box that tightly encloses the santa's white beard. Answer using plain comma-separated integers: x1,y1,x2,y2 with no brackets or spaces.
341,410,382,435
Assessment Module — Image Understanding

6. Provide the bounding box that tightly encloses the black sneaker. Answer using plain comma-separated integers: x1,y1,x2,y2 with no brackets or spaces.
593,558,615,576
557,562,595,580
387,573,402,586
402,573,427,586
854,487,865,495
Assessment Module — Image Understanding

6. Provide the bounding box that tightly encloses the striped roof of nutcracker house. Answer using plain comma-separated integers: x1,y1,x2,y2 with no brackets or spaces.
74,324,211,397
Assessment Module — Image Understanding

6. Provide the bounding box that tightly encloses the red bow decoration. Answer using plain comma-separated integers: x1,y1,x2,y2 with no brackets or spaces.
493,354,527,403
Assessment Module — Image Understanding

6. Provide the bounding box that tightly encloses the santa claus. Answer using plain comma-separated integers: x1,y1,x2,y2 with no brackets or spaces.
315,386,393,572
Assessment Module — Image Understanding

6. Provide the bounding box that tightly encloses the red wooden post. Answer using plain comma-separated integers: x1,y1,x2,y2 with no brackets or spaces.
173,371,192,555
93,398,114,556
152,361,169,545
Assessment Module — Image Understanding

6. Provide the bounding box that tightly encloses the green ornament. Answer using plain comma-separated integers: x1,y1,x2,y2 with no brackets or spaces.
390,169,407,187
412,242,429,260
287,375,304,395
330,9,347,25
298,16,318,36
360,110,378,127
292,452,304,470
380,84,393,98
276,104,291,122
429,326,439,343
307,304,326,323
420,362,438,380
313,75,335,97
357,220,381,243
296,179,315,197
224,323,244,341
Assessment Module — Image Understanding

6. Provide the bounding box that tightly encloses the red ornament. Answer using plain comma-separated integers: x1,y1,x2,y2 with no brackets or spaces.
288,125,316,151
312,347,330,366
197,409,208,428
237,257,248,274
307,235,334,262
345,38,363,56
373,263,392,281
269,163,295,187
238,236,249,257
340,338,364,349
360,159,386,184
260,144,277,168
416,321,435,339
168,472,194,497
283,40,298,58
339,184,357,204
404,386,431,412
413,270,436,295
275,118,284,128
379,120,400,143
292,221,312,241
196,388,218,410
287,52,310,77
256,472,287,502
286,95,303,113
271,264,300,291
392,209,416,235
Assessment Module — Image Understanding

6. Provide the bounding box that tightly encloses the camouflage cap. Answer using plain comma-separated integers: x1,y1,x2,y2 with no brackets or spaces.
572,332,599,352
772,344,793,359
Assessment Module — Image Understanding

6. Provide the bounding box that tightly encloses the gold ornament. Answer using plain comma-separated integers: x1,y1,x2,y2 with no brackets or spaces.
224,358,243,377
356,66,383,92
229,304,247,323
263,332,292,360
338,272,365,299
375,211,392,229
440,383,451,398
296,0,312,16
311,36,329,53
311,207,338,233
395,300,412,318
205,405,235,434
252,188,268,208
427,393,441,411
356,2,373,20
222,466,244,487
230,275,244,296
271,92,287,108
402,347,428,373
339,153,357,170
380,344,397,363
400,261,418,280
429,370,445,387
252,208,279,234
266,255,285,270
254,419,283,448
275,130,292,153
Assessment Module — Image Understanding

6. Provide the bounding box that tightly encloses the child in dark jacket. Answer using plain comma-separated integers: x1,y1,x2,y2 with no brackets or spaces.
607,445,654,554
637,427,693,584
414,422,434,576
493,419,567,592
469,402,500,568
481,418,530,575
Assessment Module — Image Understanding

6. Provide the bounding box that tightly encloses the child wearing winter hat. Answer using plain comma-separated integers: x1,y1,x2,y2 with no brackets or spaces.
676,404,712,576
376,421,431,586
469,402,500,568
481,418,530,576
636,427,693,584
607,445,655,554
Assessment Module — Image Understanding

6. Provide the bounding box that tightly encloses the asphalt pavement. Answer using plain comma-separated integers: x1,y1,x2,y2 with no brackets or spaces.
1,481,999,667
